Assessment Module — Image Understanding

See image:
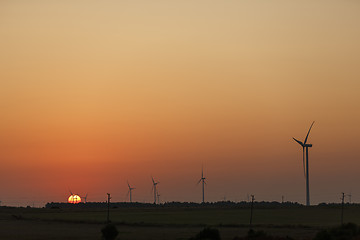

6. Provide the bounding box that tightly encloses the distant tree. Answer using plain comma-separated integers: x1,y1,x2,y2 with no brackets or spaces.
189,227,221,240
247,229,268,239
101,223,119,240
232,229,294,240
314,223,360,240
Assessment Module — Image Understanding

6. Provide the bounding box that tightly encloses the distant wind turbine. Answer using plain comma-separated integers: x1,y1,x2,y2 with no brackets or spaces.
127,181,135,203
293,121,315,206
82,193,88,203
151,177,159,204
68,189,81,204
197,166,206,203
347,193,352,204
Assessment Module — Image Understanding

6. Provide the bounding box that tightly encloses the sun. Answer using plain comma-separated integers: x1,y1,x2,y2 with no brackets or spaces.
68,194,81,204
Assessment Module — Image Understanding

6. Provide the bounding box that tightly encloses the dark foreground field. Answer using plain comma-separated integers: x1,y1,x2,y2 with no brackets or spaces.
1,205,359,240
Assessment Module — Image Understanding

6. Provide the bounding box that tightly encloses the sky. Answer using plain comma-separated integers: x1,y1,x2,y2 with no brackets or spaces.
0,0,360,207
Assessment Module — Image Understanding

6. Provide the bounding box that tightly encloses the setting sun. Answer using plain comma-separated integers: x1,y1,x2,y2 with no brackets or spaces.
68,194,81,204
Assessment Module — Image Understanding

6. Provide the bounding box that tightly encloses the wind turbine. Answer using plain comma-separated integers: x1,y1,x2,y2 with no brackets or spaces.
197,166,206,203
347,193,352,204
293,121,315,206
68,189,81,204
69,190,76,204
127,181,135,203
82,193,88,203
151,177,159,204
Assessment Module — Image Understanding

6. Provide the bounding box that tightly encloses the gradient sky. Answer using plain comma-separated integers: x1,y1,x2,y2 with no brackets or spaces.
1,0,360,207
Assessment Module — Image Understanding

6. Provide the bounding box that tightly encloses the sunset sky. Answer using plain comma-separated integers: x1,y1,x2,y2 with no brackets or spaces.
1,1,360,207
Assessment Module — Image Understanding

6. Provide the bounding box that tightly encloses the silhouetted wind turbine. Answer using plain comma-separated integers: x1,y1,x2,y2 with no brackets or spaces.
127,181,135,203
82,193,88,203
347,193,352,204
293,121,315,206
151,177,159,204
197,166,206,203
69,189,76,204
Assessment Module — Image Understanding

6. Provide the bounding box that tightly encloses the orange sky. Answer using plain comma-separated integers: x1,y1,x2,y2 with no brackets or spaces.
1,0,360,206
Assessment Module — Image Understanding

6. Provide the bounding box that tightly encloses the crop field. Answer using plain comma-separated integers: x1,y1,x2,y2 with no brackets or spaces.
0,205,359,240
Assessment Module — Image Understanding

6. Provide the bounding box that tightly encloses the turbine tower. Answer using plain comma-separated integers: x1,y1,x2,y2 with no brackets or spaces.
293,121,315,206
127,181,135,203
151,177,159,204
197,166,206,203
157,192,161,204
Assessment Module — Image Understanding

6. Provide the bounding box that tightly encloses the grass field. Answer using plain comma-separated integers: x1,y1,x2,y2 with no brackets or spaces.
0,205,359,239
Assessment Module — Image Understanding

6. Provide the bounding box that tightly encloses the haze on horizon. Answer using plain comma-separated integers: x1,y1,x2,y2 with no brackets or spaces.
0,0,359,207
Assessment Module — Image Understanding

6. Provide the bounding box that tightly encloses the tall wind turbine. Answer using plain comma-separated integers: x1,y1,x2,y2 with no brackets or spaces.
197,166,206,203
127,181,135,203
293,121,315,206
151,177,159,204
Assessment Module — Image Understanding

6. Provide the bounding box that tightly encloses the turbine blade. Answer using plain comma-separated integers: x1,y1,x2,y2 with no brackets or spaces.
304,121,315,144
293,138,304,146
151,177,155,184
197,179,201,185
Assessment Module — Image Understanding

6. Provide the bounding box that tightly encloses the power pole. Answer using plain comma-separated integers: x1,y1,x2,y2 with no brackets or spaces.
341,192,345,225
249,195,255,229
107,193,111,223
281,195,284,204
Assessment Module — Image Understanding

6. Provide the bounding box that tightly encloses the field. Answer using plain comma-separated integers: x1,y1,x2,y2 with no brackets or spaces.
0,205,359,240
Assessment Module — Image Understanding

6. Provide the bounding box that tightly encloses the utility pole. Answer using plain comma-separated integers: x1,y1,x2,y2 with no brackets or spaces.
341,192,345,225
249,195,255,229
107,193,111,223
281,196,284,204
